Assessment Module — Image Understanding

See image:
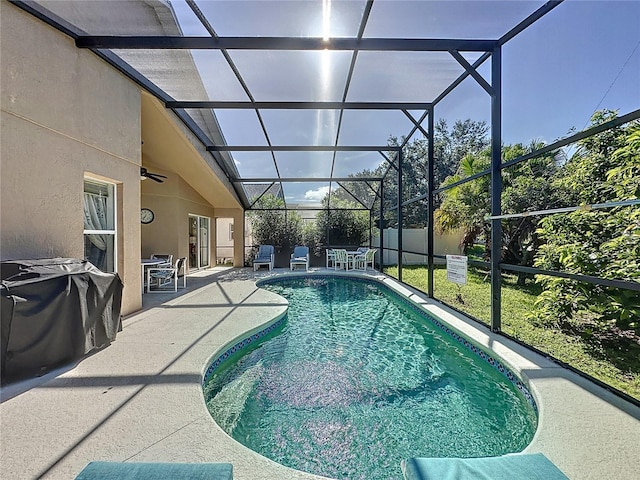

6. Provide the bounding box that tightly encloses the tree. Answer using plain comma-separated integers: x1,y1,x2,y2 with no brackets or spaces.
435,142,559,284
434,118,490,190
434,151,490,255
369,120,489,229
247,194,304,250
316,196,369,247
330,169,380,212
533,113,640,331
328,156,397,230
387,136,430,227
554,110,627,206
302,220,322,257
500,142,561,281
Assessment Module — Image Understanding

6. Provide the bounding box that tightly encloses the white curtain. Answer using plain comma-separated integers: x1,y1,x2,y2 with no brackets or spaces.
84,192,109,271
84,192,108,250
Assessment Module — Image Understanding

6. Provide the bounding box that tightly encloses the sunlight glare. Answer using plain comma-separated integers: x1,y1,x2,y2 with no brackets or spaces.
323,0,331,42
314,49,335,145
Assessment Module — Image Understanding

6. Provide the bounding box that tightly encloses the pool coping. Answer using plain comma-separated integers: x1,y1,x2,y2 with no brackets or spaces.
202,269,640,479
356,271,640,479
1,267,638,480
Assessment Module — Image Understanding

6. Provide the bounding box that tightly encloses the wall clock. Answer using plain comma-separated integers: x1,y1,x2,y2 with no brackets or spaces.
141,208,154,224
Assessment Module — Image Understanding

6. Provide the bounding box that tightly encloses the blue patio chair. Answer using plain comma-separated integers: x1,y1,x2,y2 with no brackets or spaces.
253,245,274,271
290,246,309,271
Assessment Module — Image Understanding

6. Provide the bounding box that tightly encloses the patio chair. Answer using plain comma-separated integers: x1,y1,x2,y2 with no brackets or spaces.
253,245,274,271
147,257,187,293
333,249,349,270
290,246,310,271
150,253,173,266
326,248,336,268
354,248,377,271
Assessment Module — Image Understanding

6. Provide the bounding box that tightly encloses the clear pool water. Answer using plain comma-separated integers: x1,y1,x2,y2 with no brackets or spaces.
204,277,537,480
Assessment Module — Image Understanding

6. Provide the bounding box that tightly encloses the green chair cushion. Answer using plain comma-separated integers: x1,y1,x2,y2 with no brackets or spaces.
402,453,568,480
75,461,233,480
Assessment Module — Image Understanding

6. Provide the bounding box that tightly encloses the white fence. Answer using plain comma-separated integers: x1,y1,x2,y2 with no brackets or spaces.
372,228,464,265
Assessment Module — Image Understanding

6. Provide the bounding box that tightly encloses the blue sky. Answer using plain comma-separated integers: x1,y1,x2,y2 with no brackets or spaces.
172,0,640,203
454,0,640,146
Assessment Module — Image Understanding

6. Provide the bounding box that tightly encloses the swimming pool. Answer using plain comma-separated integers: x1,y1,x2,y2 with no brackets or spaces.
203,275,537,480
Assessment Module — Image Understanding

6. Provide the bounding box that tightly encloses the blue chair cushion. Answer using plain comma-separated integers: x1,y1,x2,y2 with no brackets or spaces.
75,461,233,480
402,454,568,480
292,246,308,257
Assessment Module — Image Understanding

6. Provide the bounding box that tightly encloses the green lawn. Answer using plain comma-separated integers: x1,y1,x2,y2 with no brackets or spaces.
384,265,640,401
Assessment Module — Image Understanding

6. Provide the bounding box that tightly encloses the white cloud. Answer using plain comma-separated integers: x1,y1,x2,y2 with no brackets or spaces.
304,186,330,202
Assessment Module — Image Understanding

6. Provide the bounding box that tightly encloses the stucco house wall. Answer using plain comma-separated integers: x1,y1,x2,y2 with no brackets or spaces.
1,3,142,314
140,163,215,266
215,218,234,262
2,1,245,315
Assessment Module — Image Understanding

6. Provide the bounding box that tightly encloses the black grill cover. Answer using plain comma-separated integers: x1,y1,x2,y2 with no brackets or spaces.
1,258,123,381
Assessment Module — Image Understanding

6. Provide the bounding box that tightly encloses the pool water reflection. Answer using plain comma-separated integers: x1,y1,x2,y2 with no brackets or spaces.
203,276,537,480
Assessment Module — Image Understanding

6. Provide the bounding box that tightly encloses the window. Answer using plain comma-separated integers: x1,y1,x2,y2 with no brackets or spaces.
229,223,234,241
83,179,116,272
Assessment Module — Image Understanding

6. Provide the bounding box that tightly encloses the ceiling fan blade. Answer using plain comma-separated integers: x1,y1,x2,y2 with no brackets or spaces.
140,167,167,183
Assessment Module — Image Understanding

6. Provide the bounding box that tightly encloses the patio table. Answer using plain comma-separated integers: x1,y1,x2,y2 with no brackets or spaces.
140,259,165,294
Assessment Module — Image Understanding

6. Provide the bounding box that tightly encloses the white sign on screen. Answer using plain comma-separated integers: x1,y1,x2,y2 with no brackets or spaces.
446,255,468,285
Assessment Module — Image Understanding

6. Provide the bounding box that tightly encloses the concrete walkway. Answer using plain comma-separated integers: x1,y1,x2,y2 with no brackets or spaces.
1,267,639,480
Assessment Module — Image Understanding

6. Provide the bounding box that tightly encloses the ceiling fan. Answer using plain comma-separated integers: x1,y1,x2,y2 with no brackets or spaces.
140,167,167,183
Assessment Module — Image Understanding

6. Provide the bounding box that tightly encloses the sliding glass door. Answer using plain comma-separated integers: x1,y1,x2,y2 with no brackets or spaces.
189,214,210,270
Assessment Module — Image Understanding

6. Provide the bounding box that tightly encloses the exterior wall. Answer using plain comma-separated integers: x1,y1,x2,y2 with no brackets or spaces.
214,208,245,267
140,93,241,211
215,218,234,262
1,3,142,314
141,163,214,268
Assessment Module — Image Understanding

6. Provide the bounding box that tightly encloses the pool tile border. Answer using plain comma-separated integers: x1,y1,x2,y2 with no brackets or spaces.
203,273,537,413
202,313,285,386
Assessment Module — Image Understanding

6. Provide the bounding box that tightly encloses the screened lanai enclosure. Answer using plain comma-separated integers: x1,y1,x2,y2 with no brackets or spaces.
13,0,640,402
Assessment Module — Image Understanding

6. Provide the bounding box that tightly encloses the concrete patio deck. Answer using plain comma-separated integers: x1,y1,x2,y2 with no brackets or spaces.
1,267,639,480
